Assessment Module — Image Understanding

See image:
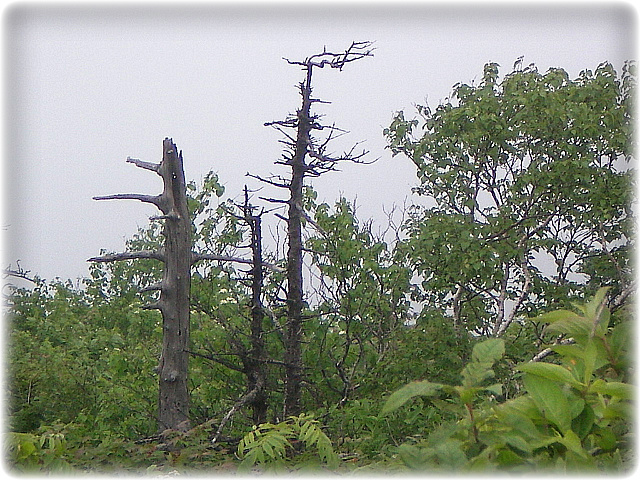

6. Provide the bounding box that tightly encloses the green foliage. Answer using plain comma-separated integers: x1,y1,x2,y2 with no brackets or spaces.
5,431,71,473
380,289,632,472
382,337,505,431
7,278,159,438
237,414,338,472
304,197,412,408
386,60,635,334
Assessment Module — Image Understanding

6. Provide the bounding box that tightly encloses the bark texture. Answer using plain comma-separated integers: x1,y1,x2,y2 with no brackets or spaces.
155,139,191,432
90,138,191,432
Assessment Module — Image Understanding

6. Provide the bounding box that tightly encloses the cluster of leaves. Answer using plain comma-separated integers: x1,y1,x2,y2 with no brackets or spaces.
382,288,631,472
236,413,338,472
5,431,70,473
7,277,159,439
303,197,412,408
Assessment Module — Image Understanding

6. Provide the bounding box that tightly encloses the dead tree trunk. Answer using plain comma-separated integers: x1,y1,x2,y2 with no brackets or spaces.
281,67,312,418
245,189,268,425
89,138,191,432
255,41,374,418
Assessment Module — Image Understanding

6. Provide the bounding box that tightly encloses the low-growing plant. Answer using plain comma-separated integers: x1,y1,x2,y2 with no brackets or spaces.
236,413,338,472
6,431,71,473
382,288,632,472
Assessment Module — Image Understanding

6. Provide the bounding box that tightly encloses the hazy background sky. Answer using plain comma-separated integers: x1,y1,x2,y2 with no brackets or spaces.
2,1,636,284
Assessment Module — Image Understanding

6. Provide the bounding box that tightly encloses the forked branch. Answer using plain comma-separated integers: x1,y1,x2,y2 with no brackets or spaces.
284,41,375,71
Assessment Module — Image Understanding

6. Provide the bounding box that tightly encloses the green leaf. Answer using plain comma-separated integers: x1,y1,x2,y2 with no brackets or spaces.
545,314,592,339
536,309,582,324
584,287,611,323
572,404,596,439
484,383,503,396
460,338,504,388
503,434,533,454
517,362,583,388
398,444,432,469
435,439,467,469
381,380,444,415
461,362,495,388
589,379,633,399
471,338,505,364
523,374,571,433
558,430,589,459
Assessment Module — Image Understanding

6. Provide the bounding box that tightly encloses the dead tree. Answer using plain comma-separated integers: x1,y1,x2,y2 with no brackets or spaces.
89,138,191,432
253,41,374,417
207,187,269,444
243,188,269,425
91,141,282,438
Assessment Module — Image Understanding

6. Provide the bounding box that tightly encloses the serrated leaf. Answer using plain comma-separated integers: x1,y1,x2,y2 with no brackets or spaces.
471,338,505,364
382,380,444,415
461,361,495,387
545,315,592,338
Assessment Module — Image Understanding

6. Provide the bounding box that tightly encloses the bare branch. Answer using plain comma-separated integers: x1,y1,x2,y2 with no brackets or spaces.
93,193,162,207
610,280,636,312
531,337,575,362
87,250,165,263
284,40,375,71
142,301,161,311
210,383,263,445
126,156,160,172
140,282,163,293
192,252,285,273
3,263,38,284
246,172,290,189
260,197,290,205
185,348,244,368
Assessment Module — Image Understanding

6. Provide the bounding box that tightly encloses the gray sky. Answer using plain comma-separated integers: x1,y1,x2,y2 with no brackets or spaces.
2,1,636,283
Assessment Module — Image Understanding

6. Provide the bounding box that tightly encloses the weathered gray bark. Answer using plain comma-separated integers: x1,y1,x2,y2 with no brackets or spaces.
155,139,191,432
90,138,191,432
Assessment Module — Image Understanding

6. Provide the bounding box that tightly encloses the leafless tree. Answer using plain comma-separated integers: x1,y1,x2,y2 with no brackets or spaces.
90,138,192,433
252,41,374,417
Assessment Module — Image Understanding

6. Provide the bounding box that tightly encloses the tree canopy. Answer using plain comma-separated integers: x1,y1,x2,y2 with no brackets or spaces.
385,60,635,337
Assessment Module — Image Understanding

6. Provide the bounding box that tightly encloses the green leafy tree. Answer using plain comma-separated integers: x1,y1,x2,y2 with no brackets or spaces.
304,197,411,408
385,61,635,338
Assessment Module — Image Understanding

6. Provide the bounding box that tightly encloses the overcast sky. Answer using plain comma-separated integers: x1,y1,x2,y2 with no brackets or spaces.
2,1,636,284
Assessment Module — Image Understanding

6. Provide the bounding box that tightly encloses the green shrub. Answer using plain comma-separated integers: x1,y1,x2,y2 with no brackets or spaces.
6,431,72,473
382,288,632,472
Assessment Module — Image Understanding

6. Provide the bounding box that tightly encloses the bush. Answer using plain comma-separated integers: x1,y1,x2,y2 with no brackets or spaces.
382,288,632,472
